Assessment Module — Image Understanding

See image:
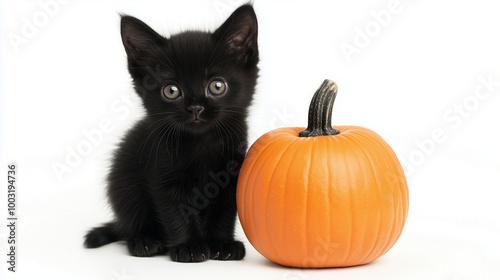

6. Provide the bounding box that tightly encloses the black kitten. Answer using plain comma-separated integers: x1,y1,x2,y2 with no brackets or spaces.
84,4,258,262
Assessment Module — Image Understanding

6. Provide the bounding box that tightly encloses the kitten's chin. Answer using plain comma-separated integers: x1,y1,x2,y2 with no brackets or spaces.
190,119,204,125
183,119,212,134
188,118,207,126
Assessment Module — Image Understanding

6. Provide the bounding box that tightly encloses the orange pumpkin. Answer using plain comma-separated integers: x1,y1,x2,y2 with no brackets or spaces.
237,80,409,268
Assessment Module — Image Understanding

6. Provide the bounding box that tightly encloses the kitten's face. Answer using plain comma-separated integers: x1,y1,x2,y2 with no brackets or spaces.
120,5,259,134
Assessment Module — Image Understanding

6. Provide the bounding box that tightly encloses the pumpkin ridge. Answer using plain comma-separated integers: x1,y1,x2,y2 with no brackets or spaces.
358,131,393,264
379,164,402,259
380,152,408,256
392,150,409,238
340,137,354,266
265,137,299,263
346,131,382,265
241,134,290,257
252,137,288,254
284,137,309,266
336,132,355,266
366,131,405,260
365,131,399,264
398,161,409,233
239,137,269,242
325,138,332,265
240,133,292,245
304,137,316,266
326,134,344,261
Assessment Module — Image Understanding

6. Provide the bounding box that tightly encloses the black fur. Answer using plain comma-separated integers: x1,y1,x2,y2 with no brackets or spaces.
84,4,258,262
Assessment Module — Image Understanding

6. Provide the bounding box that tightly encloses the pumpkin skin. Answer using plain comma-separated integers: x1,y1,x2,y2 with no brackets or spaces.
237,80,409,268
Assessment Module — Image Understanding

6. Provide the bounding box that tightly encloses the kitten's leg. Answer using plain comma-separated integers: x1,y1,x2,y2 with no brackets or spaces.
121,210,168,257
206,187,246,261
159,202,210,262
109,181,167,257
121,217,168,257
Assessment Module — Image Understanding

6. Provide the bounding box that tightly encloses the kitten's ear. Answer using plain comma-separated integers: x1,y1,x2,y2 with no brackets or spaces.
213,4,258,65
120,15,164,62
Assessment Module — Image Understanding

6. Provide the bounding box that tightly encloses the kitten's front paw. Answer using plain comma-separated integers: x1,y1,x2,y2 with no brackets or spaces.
209,241,245,261
127,237,166,257
170,244,210,263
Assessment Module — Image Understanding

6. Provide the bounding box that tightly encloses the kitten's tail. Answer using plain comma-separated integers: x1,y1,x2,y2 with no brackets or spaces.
84,222,121,248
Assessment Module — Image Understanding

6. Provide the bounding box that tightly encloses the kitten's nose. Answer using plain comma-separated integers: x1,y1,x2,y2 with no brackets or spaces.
187,105,204,117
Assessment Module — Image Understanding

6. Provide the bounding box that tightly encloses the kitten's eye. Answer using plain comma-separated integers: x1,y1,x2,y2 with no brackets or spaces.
162,84,182,100
208,79,227,96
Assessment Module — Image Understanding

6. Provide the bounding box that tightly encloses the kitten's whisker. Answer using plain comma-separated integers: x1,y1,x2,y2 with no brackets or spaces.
219,114,247,136
216,118,236,157
145,123,170,168
219,116,248,158
138,119,168,155
167,124,181,158
138,117,174,166
215,119,228,155
153,122,177,169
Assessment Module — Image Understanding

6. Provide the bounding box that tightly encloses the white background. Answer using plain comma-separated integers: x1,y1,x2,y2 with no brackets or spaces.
1,0,500,279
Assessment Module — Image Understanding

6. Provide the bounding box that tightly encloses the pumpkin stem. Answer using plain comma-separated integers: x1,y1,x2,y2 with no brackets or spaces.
299,79,340,137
